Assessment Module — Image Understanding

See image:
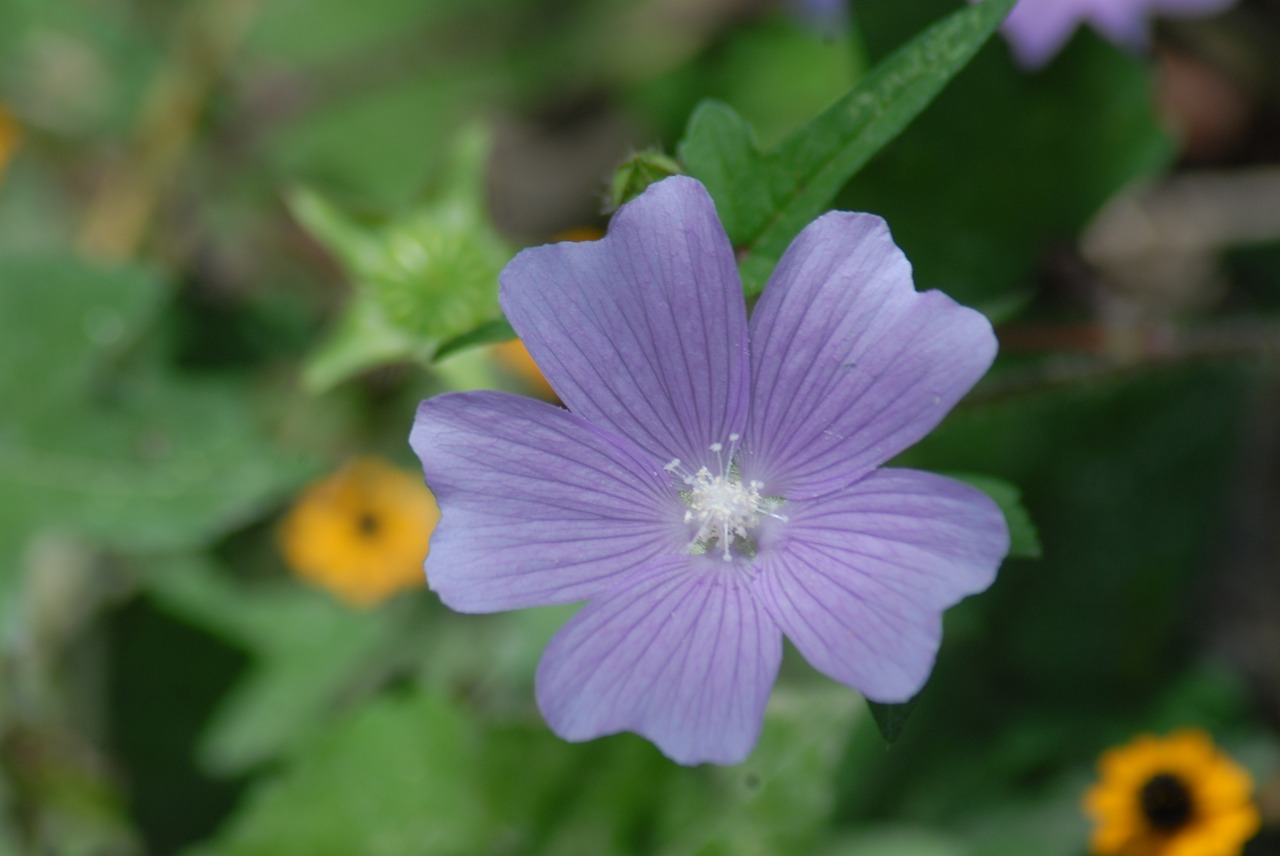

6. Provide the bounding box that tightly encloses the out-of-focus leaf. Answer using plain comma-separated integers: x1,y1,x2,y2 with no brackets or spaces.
679,0,1017,294
432,318,516,365
142,556,403,774
293,128,512,389
835,366,1253,825
946,473,1041,559
656,687,861,855
0,256,308,605
185,692,489,856
299,290,425,392
820,828,965,856
841,0,1174,314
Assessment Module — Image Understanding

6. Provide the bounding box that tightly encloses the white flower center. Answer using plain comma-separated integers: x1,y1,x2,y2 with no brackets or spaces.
664,434,785,562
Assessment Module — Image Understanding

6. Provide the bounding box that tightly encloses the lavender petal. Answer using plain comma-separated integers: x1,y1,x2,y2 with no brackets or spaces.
751,468,1008,702
743,212,997,500
410,391,687,612
536,560,783,765
500,176,750,471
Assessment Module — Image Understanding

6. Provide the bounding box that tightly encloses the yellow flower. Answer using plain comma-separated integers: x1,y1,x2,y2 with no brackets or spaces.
278,457,438,607
1083,729,1261,856
0,104,20,180
490,337,557,401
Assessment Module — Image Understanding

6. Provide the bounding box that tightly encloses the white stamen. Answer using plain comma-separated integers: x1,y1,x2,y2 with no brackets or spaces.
663,437,785,561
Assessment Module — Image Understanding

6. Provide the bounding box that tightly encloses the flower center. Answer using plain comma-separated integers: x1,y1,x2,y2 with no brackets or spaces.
664,435,784,561
356,511,381,537
1139,772,1194,832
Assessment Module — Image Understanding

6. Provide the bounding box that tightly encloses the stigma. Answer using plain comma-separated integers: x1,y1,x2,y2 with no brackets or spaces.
664,435,785,561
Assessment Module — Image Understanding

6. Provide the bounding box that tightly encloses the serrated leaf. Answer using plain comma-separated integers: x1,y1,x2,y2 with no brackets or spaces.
679,0,1017,294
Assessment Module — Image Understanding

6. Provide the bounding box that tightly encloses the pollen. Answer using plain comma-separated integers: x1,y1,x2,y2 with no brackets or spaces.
669,435,784,561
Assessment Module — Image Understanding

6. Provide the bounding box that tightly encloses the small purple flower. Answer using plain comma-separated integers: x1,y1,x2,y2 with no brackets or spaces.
786,0,849,37
983,0,1237,69
410,176,1009,765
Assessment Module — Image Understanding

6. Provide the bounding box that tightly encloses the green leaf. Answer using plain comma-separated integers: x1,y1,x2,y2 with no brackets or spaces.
186,692,490,856
657,687,862,854
299,291,427,392
679,0,1017,294
840,0,1174,314
867,696,920,745
432,317,517,364
142,556,403,774
0,256,308,603
820,828,966,856
946,473,1041,559
293,127,513,389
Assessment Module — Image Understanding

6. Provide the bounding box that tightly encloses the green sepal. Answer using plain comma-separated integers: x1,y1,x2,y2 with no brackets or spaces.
607,149,684,212
292,127,513,391
867,695,920,745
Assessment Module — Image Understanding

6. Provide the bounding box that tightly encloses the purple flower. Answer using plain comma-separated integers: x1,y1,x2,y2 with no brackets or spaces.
410,177,1008,765
983,0,1237,68
786,0,849,37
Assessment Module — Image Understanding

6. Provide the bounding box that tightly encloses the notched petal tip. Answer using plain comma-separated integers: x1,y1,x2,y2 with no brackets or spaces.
746,209,999,497
751,468,1008,703
497,175,750,470
535,567,783,766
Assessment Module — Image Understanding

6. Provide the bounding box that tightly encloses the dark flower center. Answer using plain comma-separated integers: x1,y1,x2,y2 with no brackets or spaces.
1139,772,1194,832
356,511,381,537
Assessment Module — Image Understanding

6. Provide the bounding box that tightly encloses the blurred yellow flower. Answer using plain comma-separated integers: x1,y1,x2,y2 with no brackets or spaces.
278,457,438,607
552,225,605,243
0,104,20,180
490,337,557,400
1084,729,1260,856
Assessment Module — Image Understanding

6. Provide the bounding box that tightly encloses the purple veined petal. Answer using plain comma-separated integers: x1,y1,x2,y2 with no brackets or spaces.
742,212,997,500
750,468,1007,702
410,391,688,612
499,176,750,472
536,559,783,766
987,0,1237,69
999,0,1089,68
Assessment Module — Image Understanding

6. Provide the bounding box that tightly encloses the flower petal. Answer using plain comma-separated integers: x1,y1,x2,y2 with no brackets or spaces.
500,176,750,470
1083,2,1150,49
536,560,783,765
410,391,686,612
751,469,1007,702
742,213,997,499
998,0,1089,67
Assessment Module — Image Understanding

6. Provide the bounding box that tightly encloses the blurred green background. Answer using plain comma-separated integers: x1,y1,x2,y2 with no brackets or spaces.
2,0,1280,853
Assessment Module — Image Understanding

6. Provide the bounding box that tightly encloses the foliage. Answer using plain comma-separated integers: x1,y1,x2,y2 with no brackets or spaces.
1,0,1277,852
